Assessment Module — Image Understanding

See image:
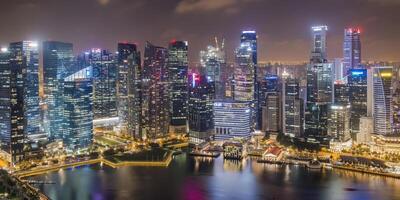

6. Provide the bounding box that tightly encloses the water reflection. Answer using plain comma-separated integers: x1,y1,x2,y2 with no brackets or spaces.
30,154,400,200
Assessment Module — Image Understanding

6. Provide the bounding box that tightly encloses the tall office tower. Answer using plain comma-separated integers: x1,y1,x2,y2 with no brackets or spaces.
392,66,400,135
142,42,169,139
213,101,252,140
333,80,349,105
63,67,93,150
43,41,73,141
348,69,368,134
333,58,345,82
9,41,40,139
310,26,328,62
260,75,280,133
0,48,25,163
81,49,117,120
305,26,333,145
234,42,255,101
117,43,141,134
126,50,142,139
188,73,214,144
168,40,189,135
240,31,258,128
343,28,361,76
200,38,226,99
284,77,304,138
329,105,351,142
373,66,393,135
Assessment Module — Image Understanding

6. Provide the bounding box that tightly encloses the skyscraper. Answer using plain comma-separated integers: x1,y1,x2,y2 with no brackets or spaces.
9,41,40,138
126,50,142,139
200,38,226,99
142,42,169,139
284,77,304,138
329,105,351,142
0,47,24,163
343,28,361,76
260,75,280,133
82,49,117,120
348,69,368,134
311,26,328,62
333,80,349,105
234,41,255,101
373,66,393,135
168,40,189,135
117,43,141,135
63,67,93,150
188,73,214,144
305,26,333,145
43,41,74,141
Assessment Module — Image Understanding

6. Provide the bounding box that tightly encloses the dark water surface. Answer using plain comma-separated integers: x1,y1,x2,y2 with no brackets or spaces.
30,154,400,200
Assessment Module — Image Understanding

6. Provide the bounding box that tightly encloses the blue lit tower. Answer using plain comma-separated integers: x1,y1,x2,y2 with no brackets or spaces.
343,28,361,76
373,66,393,135
305,26,333,145
142,42,169,139
82,49,118,120
9,41,40,138
348,69,367,134
63,67,93,150
260,74,280,133
43,41,73,141
168,40,189,135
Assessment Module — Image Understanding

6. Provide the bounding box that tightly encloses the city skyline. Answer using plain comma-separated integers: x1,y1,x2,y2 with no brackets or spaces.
0,0,399,62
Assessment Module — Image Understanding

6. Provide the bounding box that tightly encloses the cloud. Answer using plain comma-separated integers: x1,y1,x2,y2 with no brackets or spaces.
175,0,257,14
368,0,400,5
97,0,110,6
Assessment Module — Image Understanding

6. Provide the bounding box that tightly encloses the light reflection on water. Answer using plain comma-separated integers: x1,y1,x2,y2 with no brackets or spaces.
30,154,400,200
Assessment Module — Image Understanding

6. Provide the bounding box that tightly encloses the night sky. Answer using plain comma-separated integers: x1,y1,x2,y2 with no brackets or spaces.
0,0,399,62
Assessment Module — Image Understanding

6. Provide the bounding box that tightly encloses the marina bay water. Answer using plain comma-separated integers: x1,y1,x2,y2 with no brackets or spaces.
30,154,400,200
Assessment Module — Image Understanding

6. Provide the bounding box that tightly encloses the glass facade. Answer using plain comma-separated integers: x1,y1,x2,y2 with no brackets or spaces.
43,41,74,141
343,28,361,76
348,69,367,134
168,41,188,134
373,66,393,135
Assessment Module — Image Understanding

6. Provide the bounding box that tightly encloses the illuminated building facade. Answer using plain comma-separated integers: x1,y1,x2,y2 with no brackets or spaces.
260,75,280,133
329,105,351,142
168,41,189,134
117,43,141,136
43,41,74,141
305,26,333,144
214,101,252,140
9,41,40,138
142,42,169,139
333,81,349,105
284,77,304,138
188,73,214,144
0,48,25,163
200,38,226,99
343,28,361,76
373,66,393,135
63,67,93,150
81,49,117,120
348,69,368,134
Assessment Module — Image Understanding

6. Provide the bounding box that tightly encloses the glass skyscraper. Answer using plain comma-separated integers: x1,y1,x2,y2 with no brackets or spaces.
117,43,141,135
81,49,117,120
142,42,169,139
284,77,304,138
63,67,93,150
188,73,214,144
343,28,361,76
9,41,40,138
373,66,393,135
305,26,333,145
168,40,189,135
260,75,280,133
348,69,367,134
43,41,74,141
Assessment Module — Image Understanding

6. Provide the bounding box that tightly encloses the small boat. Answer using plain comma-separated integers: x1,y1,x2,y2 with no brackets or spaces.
189,151,220,158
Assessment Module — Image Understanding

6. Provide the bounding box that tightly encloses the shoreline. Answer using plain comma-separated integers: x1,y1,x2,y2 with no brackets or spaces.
15,151,173,178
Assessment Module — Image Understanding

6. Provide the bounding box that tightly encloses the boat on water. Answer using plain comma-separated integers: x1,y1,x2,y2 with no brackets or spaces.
306,159,322,170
